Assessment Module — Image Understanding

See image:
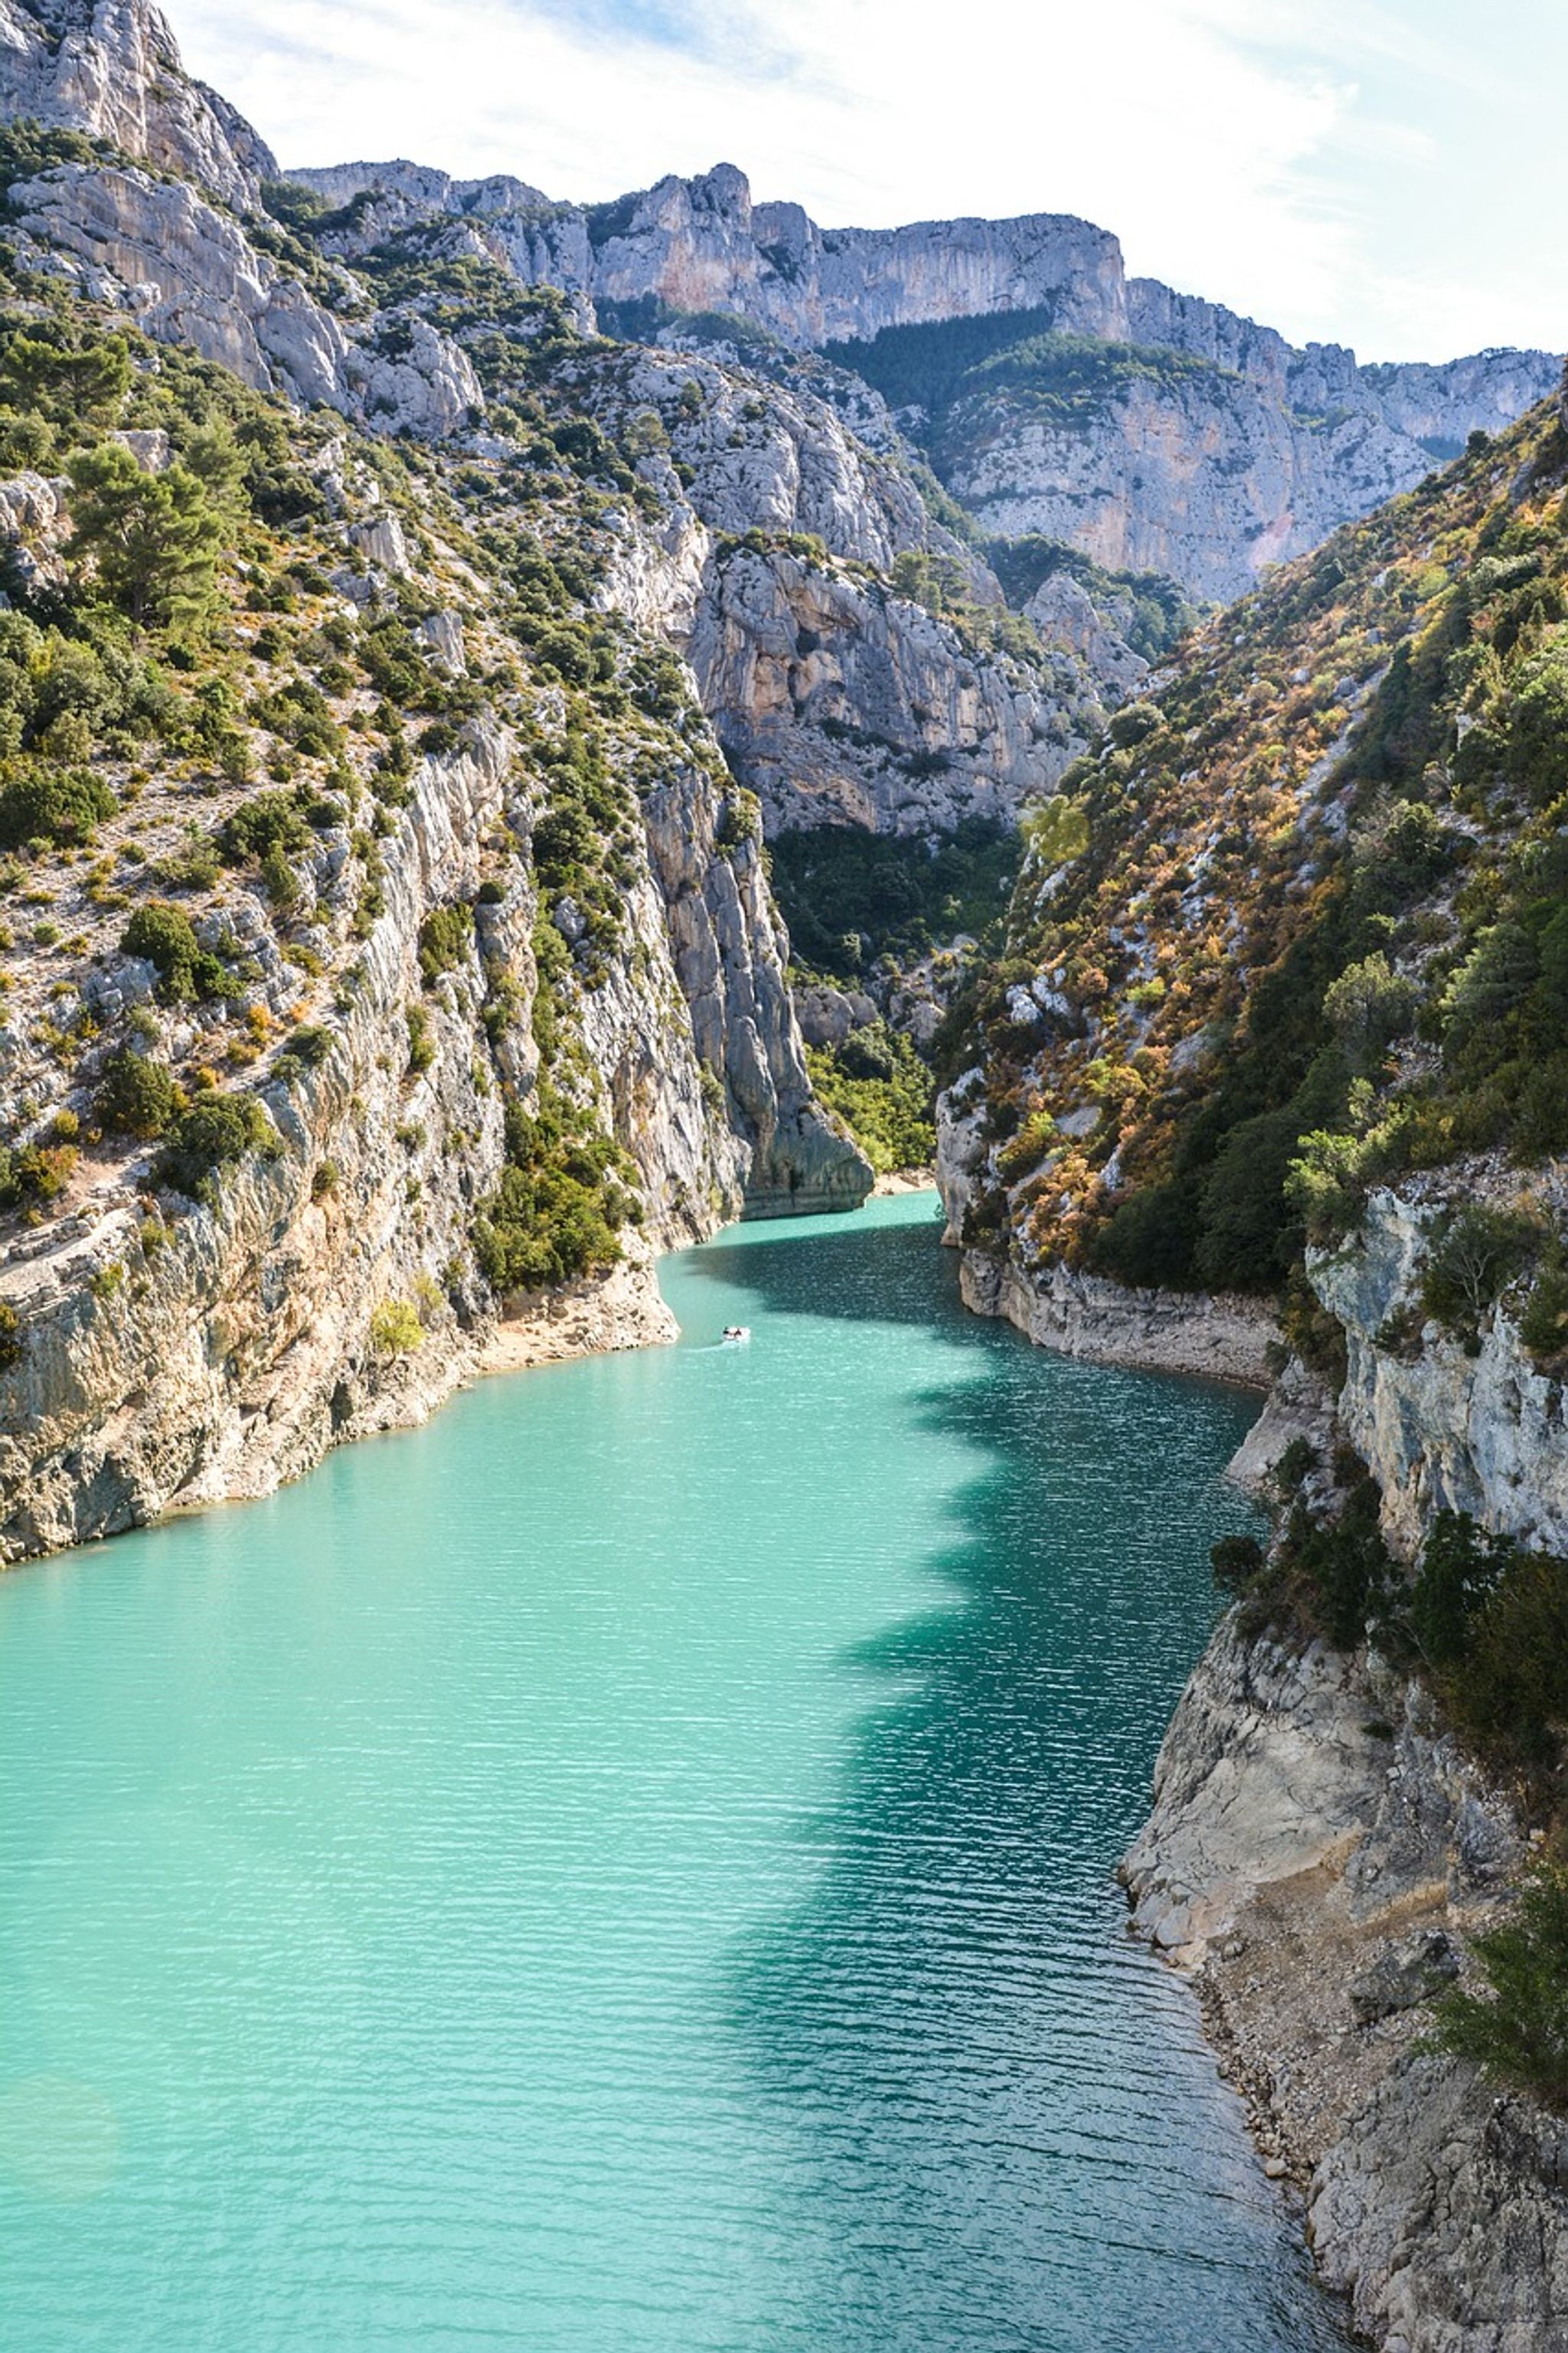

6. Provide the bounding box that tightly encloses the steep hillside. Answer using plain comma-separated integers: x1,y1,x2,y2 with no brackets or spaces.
945,386,1568,1336
0,73,907,1557
940,369,1568,2351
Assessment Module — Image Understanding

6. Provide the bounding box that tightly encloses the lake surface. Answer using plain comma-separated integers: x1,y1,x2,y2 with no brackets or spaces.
0,1192,1351,2351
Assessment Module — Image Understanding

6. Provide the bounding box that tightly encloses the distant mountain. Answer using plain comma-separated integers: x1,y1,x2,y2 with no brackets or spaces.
289,155,1561,601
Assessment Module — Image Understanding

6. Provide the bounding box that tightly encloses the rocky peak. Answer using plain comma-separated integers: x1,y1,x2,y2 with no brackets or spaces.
294,158,553,219
0,0,276,206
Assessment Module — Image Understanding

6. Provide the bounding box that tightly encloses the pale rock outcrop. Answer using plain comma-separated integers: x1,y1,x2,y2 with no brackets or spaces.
11,162,480,434
942,364,1475,604
1024,570,1149,701
284,156,1558,606
1311,1185,1568,1559
956,1245,1277,1384
292,159,1130,352
1120,1616,1564,2353
685,544,1082,835
0,466,70,592
586,345,941,573
0,0,274,207
641,764,870,1217
794,982,878,1047
564,347,1101,838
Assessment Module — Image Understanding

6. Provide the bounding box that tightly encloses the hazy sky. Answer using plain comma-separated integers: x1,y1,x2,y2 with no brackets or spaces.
173,0,1565,365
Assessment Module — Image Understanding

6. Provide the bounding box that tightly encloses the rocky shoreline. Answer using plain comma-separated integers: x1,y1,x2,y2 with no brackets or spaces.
1121,1616,1568,2352
941,1145,1568,2345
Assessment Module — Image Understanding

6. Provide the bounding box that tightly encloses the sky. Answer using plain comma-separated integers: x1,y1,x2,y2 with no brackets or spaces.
172,0,1566,365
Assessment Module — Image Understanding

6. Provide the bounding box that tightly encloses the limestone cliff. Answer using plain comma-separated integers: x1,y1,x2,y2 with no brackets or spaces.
0,0,273,207
289,155,1558,606
1119,1619,1567,2353
8,159,482,435
532,339,1101,835
1312,1181,1568,1562
0,170,869,1564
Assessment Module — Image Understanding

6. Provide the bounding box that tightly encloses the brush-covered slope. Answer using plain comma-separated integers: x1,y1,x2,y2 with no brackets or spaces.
946,377,1568,1541
0,178,882,1558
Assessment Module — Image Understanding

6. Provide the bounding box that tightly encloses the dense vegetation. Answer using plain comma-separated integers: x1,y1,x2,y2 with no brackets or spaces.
805,1024,935,1175
770,819,1018,979
767,821,1021,1174
959,400,1568,1303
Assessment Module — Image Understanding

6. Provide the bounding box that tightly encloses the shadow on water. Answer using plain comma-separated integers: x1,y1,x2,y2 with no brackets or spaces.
681,1211,1353,2353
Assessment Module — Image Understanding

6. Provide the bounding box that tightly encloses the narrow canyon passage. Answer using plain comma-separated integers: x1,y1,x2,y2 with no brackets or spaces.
0,1195,1351,2350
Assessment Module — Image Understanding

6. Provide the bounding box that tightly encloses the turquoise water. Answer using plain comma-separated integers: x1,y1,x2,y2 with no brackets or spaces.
0,1192,1351,2351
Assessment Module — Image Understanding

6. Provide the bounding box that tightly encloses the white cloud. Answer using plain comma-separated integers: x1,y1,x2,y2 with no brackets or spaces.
170,0,1566,363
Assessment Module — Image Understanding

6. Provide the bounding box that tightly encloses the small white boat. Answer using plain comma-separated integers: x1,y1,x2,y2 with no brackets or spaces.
720,1325,752,1345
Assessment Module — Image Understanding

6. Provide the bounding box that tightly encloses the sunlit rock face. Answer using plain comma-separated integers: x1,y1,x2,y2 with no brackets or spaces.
0,0,276,205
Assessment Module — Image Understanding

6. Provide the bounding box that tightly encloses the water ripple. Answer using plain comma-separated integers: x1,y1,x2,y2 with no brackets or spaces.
0,1196,1352,2351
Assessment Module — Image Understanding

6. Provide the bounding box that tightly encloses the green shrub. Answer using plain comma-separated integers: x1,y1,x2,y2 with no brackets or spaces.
1106,700,1164,750
218,789,312,864
0,1299,19,1369
1432,1861,1568,2110
283,1025,332,1069
1088,1180,1200,1290
67,443,227,636
418,901,475,985
259,843,300,909
152,1094,276,1202
155,834,223,892
0,1139,77,1210
369,1298,424,1356
1419,1205,1539,1345
406,1002,435,1075
1020,797,1091,868
1211,1533,1265,1593
1410,1509,1516,1666
1323,952,1417,1068
120,901,230,1002
0,765,116,848
1277,1461,1393,1648
96,1047,181,1139
1443,1546,1568,1775
1442,923,1541,1050
1520,1245,1568,1367
472,1086,639,1293
804,1024,935,1174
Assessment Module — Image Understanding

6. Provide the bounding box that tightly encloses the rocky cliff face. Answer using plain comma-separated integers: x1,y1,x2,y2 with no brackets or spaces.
683,543,1080,835
533,338,1100,835
292,158,1129,352
0,0,273,206
0,700,860,1560
9,159,482,434
289,155,1559,606
1311,1182,1568,1561
934,360,1493,604
1120,1619,1568,2353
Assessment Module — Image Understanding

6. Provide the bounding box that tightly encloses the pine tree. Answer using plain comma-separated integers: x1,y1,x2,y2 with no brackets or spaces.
67,444,225,636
